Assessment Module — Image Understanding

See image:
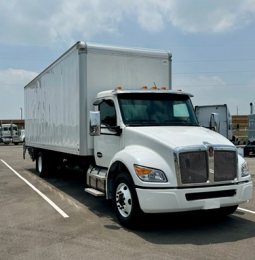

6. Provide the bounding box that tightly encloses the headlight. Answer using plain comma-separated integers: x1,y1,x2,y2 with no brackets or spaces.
134,165,167,182
241,161,249,177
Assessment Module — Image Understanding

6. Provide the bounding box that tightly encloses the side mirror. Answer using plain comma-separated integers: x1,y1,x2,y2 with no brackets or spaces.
210,113,220,133
89,111,100,136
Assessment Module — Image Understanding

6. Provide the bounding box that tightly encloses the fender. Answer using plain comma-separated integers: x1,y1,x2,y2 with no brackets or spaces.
106,144,178,197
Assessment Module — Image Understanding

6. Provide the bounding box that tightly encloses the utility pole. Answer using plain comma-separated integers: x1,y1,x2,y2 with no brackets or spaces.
20,108,22,120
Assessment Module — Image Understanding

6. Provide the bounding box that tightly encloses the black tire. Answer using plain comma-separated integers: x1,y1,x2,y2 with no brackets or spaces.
113,173,143,228
36,151,49,177
218,205,238,216
14,142,19,145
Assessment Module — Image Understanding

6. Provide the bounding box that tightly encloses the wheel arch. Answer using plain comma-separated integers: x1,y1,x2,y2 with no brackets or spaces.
106,160,131,199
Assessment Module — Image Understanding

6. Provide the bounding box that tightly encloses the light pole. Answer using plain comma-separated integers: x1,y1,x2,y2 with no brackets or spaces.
20,108,22,120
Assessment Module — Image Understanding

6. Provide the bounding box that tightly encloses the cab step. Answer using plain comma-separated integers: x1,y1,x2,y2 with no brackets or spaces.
85,188,105,197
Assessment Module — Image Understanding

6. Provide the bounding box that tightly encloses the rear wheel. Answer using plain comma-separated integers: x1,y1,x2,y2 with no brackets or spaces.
36,151,49,177
113,173,143,228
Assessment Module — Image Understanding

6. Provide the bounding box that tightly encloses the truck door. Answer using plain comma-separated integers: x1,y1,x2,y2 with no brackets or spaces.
94,99,121,168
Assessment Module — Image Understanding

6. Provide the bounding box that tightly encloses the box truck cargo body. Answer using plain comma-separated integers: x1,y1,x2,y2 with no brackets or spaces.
25,42,171,156
24,42,252,228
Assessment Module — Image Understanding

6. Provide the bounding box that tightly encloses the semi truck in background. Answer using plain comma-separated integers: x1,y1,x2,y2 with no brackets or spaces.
0,123,20,145
23,42,252,228
195,104,233,140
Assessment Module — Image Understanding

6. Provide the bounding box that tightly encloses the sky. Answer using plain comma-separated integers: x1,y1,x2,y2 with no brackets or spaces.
0,0,255,120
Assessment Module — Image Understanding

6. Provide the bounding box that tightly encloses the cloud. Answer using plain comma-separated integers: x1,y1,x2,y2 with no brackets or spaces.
168,0,255,33
0,69,37,92
0,0,254,45
0,69,37,119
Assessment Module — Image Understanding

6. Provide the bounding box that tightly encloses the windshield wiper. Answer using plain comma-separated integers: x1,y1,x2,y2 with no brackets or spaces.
164,119,199,126
165,119,187,122
126,119,156,123
125,119,159,126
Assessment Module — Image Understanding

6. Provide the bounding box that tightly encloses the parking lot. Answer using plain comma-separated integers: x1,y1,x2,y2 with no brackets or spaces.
0,144,254,260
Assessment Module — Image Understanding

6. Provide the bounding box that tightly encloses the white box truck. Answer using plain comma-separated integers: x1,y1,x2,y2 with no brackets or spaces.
195,104,233,140
24,42,252,228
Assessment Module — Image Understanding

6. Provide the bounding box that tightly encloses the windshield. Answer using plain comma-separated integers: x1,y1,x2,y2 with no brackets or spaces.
118,93,199,126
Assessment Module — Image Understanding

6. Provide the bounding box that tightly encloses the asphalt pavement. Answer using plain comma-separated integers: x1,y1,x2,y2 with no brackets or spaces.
0,144,254,260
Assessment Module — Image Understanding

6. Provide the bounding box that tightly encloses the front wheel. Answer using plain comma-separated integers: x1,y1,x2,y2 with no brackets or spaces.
113,173,143,228
218,205,238,216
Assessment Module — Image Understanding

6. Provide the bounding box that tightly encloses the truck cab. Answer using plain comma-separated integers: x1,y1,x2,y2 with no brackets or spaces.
0,123,20,145
86,88,252,227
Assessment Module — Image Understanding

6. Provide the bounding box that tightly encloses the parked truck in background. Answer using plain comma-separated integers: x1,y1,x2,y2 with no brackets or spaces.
195,104,233,140
244,114,255,156
0,123,20,145
23,42,252,228
19,129,25,143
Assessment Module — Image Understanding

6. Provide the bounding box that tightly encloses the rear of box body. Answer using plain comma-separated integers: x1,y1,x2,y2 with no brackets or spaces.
195,104,232,139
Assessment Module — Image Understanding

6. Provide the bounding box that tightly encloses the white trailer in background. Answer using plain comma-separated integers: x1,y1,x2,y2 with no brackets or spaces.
248,114,255,141
244,114,255,157
195,104,233,140
24,42,252,228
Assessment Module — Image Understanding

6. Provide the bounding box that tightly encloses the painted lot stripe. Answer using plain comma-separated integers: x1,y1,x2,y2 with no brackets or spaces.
1,159,69,218
238,207,255,215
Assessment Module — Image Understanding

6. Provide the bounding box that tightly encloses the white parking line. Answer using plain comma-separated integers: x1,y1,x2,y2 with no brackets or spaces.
1,159,69,218
238,207,255,215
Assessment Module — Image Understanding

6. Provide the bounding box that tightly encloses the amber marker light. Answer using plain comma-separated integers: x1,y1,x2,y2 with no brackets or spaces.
134,165,153,175
162,87,167,90
134,165,167,182
117,86,122,90
142,86,148,89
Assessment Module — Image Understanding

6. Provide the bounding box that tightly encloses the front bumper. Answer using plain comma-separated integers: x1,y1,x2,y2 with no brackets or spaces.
136,181,253,213
1,137,12,143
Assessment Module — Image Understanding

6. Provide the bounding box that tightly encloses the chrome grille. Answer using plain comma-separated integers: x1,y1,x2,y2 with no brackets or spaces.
175,146,238,187
179,151,208,184
214,151,237,181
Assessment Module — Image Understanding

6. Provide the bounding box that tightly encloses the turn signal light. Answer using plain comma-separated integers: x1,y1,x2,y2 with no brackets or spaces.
134,165,153,175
